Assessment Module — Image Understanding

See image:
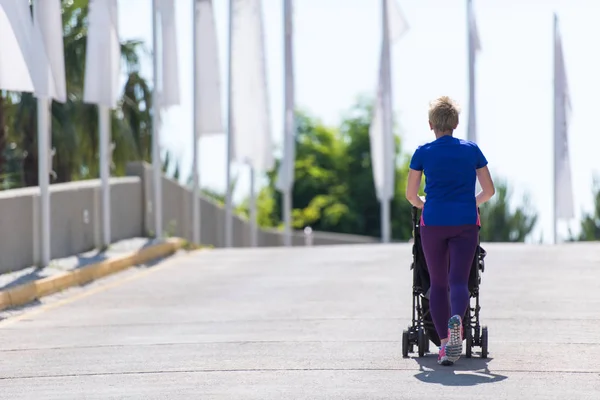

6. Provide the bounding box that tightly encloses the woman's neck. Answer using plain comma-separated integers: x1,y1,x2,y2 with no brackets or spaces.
434,131,453,139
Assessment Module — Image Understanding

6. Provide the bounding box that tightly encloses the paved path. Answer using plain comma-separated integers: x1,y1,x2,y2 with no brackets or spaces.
0,237,159,291
0,243,599,399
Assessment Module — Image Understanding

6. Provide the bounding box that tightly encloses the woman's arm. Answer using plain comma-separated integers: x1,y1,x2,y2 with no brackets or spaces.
405,168,425,209
476,166,495,206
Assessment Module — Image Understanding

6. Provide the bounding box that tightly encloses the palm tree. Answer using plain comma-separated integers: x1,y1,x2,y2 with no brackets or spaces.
10,0,153,186
0,91,26,188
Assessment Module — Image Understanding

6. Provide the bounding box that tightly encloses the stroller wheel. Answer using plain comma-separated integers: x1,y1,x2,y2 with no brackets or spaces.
481,326,489,359
417,327,426,357
402,330,410,358
465,326,473,358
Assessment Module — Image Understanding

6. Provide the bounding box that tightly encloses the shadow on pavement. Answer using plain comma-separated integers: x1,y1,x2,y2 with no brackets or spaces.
412,354,508,386
75,238,157,270
0,270,45,291
75,251,108,270
0,239,159,292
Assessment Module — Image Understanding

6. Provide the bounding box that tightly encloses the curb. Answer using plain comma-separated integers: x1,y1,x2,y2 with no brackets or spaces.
0,237,186,312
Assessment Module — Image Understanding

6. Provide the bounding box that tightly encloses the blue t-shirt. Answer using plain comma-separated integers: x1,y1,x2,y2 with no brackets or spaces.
409,135,488,226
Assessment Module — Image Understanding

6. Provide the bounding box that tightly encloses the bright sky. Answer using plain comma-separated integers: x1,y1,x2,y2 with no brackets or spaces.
117,0,600,243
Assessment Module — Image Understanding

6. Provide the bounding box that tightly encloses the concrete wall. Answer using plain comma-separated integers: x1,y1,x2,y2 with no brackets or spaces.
0,177,143,274
124,162,378,248
0,161,377,274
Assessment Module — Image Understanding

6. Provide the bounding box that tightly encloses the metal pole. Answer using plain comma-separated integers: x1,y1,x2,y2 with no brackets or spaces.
381,200,390,243
151,0,163,240
283,190,292,246
282,0,294,247
249,166,257,247
304,226,313,246
467,0,476,143
99,105,111,247
467,0,481,194
37,97,51,266
192,0,201,245
552,13,558,245
380,0,392,243
224,0,234,247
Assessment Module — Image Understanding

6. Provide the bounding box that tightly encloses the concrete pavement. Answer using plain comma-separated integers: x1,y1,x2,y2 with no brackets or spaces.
0,243,599,399
0,237,185,312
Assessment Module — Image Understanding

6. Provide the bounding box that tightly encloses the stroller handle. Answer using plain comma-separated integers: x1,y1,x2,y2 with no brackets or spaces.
411,206,419,227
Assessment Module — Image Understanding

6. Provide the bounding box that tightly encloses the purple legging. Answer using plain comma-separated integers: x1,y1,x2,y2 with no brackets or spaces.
420,225,479,340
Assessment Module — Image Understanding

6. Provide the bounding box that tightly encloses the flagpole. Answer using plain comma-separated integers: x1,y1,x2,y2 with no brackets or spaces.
282,0,294,247
192,0,201,245
99,104,111,247
283,187,292,246
38,97,51,266
249,166,257,247
467,0,481,194
552,13,558,245
380,0,392,244
224,0,234,248
152,0,163,240
467,0,476,143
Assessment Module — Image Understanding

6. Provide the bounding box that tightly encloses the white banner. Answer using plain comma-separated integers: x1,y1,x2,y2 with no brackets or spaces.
156,0,180,108
369,0,408,202
231,0,273,172
0,0,66,102
553,15,574,220
195,0,224,136
0,2,34,92
84,0,120,108
32,0,66,102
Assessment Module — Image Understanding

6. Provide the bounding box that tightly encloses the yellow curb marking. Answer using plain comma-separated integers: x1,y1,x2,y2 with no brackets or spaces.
0,248,199,328
0,238,184,311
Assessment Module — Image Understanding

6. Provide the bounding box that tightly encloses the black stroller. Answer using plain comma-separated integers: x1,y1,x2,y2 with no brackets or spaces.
402,206,489,358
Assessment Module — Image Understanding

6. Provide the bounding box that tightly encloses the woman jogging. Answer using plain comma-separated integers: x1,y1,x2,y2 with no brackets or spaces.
405,96,495,366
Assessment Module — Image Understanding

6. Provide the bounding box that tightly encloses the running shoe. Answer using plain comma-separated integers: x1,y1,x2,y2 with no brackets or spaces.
445,315,463,362
437,345,453,366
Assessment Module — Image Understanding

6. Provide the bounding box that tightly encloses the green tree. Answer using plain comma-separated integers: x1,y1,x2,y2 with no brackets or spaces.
7,0,152,187
191,97,536,243
288,111,356,232
478,178,537,242
256,99,414,241
574,177,600,241
255,111,351,232
0,92,21,187
339,98,413,239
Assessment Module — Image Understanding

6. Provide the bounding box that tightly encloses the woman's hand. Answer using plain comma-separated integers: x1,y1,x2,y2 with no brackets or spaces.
414,195,425,209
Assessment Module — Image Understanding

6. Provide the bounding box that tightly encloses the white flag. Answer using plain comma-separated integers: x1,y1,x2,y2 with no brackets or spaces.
195,0,224,136
230,0,273,172
0,0,66,101
84,0,120,108
156,0,180,108
0,1,35,92
553,14,574,220
467,0,480,143
275,0,295,193
31,0,66,102
369,0,408,202
387,0,409,41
